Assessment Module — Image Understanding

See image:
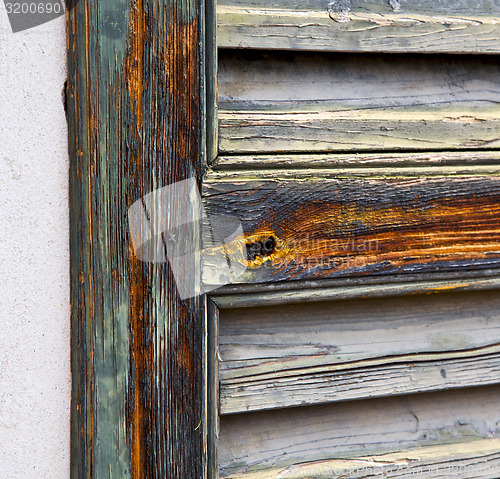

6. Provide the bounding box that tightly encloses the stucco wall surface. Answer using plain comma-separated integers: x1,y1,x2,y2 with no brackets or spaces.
0,7,70,479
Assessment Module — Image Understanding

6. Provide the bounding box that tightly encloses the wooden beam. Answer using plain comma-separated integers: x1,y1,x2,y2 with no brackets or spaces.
221,352,500,414
67,0,212,477
211,271,500,308
213,151,500,171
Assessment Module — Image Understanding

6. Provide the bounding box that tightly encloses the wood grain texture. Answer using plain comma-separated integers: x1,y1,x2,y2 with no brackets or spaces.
224,439,500,478
202,163,500,285
223,353,500,415
217,0,500,53
218,52,500,154
67,0,210,477
218,385,500,476
219,290,500,413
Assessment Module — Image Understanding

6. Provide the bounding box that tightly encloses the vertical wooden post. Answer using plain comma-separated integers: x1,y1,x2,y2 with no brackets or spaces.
67,0,209,476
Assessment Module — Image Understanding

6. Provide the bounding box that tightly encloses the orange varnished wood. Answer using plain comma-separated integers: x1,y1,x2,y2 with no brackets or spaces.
203,172,500,283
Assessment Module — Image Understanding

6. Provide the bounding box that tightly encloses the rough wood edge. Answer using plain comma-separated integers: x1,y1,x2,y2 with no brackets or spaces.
213,151,500,171
210,271,500,309
206,0,218,164
207,164,500,181
217,4,500,54
220,343,500,382
207,299,220,477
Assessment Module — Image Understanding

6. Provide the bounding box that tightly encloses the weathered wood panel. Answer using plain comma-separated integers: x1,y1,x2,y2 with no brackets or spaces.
67,0,210,477
219,290,500,379
218,52,500,153
225,440,500,478
219,385,500,476
219,290,500,413
203,164,500,284
217,0,500,54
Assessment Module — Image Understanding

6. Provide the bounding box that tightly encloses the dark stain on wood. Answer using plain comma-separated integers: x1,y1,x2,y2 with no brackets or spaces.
246,235,277,261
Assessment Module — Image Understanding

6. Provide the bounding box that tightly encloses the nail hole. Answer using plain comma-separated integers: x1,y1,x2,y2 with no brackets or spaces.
246,236,277,261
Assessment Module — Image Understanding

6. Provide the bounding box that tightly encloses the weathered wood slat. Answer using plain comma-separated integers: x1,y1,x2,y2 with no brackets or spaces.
221,350,500,414
212,272,500,308
67,0,210,477
203,165,500,284
219,385,500,476
225,439,500,478
218,290,500,412
206,0,218,163
217,0,500,54
218,52,500,153
214,151,500,171
219,290,500,378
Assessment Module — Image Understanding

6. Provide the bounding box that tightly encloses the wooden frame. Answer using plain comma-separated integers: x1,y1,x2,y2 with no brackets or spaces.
67,0,216,476
67,0,500,477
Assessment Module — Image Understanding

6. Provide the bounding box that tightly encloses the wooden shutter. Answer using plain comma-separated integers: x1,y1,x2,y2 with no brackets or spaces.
204,1,500,477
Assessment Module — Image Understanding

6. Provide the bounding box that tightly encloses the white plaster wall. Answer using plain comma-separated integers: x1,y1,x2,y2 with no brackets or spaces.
0,7,70,479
